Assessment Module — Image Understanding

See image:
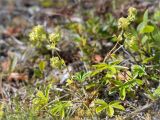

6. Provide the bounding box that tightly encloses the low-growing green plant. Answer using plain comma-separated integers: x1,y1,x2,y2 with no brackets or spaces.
95,99,124,117
26,7,160,119
32,84,52,111
74,71,91,83
50,101,72,119
3,6,160,120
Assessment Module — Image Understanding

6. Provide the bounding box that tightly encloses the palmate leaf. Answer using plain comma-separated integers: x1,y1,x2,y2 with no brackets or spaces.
92,63,127,77
95,99,124,117
132,65,146,77
74,71,91,82
108,101,125,117
95,99,108,113
110,78,143,100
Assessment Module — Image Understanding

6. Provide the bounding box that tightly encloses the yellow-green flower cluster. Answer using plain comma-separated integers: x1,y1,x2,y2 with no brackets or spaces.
29,25,47,44
47,32,61,50
124,32,138,51
118,7,137,30
129,36,138,50
127,7,137,22
118,17,130,30
50,57,64,69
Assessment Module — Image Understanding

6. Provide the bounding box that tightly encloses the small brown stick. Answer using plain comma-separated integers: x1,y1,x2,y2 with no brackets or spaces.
103,40,120,62
103,31,124,62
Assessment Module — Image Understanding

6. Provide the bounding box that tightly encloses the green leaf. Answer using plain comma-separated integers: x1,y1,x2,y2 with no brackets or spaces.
36,91,45,98
109,101,120,105
137,22,146,33
137,10,150,34
154,10,160,21
50,101,72,118
114,65,129,70
0,103,4,119
141,35,148,45
64,101,72,107
109,101,125,110
74,71,91,83
34,69,42,78
95,99,108,106
143,10,148,23
96,105,106,113
45,84,52,98
91,64,109,76
60,109,65,119
107,106,114,117
85,83,96,90
112,104,125,110
135,79,143,85
33,90,48,108
110,79,137,92
132,65,146,77
92,63,108,69
39,61,46,72
141,25,154,33
142,57,154,64
112,80,123,86
51,105,60,115
120,87,126,100
153,86,160,97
